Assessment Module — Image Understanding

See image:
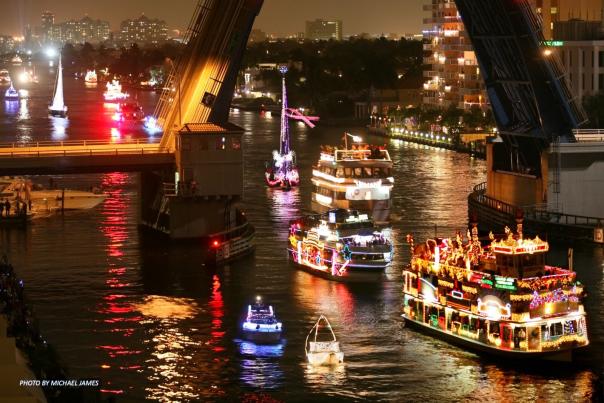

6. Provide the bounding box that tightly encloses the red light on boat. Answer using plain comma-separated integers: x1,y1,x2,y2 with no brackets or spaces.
212,240,220,248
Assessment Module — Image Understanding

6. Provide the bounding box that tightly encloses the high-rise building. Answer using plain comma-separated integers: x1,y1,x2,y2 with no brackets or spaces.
0,36,16,54
54,16,110,44
422,0,487,110
305,19,343,41
532,0,603,40
119,15,168,45
41,11,55,43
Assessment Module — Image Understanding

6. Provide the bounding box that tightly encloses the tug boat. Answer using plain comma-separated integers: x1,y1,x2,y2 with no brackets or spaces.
265,66,300,189
288,209,393,282
4,84,19,100
84,70,98,84
48,56,68,118
242,297,283,344
311,133,393,223
305,315,344,366
402,218,589,361
104,79,129,102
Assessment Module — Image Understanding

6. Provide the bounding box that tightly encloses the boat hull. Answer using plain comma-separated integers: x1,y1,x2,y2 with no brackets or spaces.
48,109,67,118
401,314,583,362
289,252,386,283
242,330,282,344
307,351,344,366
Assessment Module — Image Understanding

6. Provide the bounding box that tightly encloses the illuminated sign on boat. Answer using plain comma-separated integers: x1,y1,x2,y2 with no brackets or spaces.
494,276,516,291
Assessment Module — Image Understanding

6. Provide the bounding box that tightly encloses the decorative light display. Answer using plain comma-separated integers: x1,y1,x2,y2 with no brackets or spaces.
104,79,129,102
529,287,579,310
402,221,589,356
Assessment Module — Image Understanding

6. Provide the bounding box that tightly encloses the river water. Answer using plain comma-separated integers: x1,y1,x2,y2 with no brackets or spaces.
0,65,602,402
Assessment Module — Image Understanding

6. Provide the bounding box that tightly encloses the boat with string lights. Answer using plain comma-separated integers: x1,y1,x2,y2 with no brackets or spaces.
103,79,129,102
4,84,19,100
265,66,301,189
288,209,393,282
402,219,589,361
311,133,393,223
242,297,283,344
84,70,98,84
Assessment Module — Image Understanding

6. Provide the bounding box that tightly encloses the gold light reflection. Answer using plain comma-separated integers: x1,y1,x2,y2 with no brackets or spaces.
135,295,201,402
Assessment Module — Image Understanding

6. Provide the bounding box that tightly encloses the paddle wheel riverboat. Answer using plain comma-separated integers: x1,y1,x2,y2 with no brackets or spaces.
402,219,589,361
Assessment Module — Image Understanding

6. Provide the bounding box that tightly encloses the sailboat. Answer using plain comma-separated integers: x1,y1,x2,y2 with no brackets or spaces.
265,66,300,189
49,56,68,117
305,315,344,366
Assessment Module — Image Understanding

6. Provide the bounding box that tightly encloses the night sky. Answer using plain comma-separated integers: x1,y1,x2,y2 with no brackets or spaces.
2,0,424,38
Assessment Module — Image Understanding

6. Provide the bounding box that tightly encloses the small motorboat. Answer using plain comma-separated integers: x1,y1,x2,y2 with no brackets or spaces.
242,296,283,344
305,315,344,366
84,70,98,84
4,84,19,100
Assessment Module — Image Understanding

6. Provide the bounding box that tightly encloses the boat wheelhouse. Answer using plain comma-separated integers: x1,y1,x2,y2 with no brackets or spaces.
288,209,392,282
311,136,393,223
242,297,282,344
402,221,589,361
104,79,129,102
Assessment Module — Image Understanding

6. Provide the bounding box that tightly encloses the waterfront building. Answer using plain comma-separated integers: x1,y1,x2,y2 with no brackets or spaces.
41,11,54,43
48,16,110,44
0,36,16,54
249,29,268,43
119,15,168,45
422,0,487,111
532,0,603,40
305,19,343,41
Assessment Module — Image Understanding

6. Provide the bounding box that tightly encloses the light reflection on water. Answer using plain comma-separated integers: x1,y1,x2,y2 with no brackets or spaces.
0,79,601,401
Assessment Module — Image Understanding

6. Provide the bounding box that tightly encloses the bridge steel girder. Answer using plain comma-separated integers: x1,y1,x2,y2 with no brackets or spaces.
454,0,587,146
155,0,264,152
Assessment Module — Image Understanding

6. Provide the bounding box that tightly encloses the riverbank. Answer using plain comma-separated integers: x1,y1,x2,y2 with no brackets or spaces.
0,259,104,402
367,125,487,158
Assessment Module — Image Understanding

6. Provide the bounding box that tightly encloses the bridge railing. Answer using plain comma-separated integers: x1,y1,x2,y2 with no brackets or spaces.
471,182,603,227
0,138,161,150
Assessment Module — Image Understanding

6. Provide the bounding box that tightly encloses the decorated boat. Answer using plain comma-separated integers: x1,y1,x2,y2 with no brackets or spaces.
113,101,144,124
104,79,129,102
305,315,344,366
0,70,10,85
4,84,19,100
48,56,68,118
311,133,393,223
242,297,283,344
402,218,589,361
265,66,300,189
84,70,98,84
288,209,392,282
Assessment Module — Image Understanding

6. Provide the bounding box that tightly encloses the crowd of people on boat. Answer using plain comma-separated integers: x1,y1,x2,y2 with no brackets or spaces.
344,234,388,247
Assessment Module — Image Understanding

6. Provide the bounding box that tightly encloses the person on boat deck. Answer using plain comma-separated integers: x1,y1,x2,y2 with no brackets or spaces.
4,199,10,217
0,202,4,217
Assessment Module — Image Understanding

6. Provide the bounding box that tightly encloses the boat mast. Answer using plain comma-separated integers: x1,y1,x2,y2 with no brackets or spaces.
50,55,65,111
279,65,290,164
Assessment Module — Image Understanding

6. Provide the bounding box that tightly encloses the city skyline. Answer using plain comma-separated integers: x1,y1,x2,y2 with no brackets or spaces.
2,0,424,38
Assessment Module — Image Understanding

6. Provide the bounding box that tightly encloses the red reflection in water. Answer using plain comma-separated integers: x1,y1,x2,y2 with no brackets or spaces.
209,275,225,352
95,172,141,396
